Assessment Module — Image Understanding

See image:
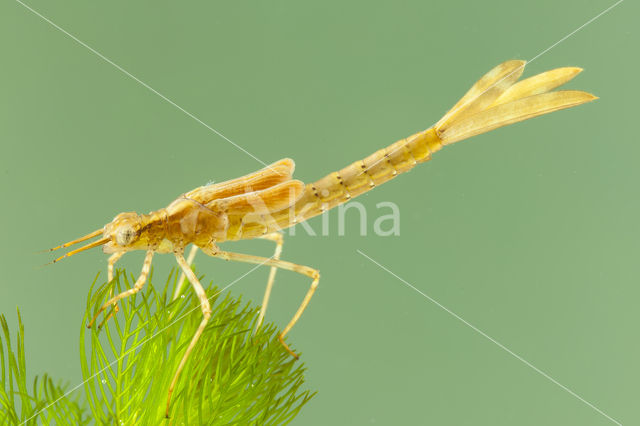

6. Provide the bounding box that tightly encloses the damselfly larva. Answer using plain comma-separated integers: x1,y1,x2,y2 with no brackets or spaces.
49,60,596,417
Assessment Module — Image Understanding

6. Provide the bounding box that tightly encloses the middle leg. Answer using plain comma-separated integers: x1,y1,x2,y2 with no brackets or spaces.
173,244,199,300
166,249,212,418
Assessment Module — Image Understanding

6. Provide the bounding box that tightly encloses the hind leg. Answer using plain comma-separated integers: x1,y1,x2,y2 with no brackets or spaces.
254,232,284,333
203,246,319,359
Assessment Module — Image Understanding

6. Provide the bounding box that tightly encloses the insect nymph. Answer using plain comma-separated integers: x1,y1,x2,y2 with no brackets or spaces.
49,60,596,417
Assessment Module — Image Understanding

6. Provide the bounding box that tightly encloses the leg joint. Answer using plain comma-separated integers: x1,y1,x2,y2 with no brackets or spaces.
200,298,211,312
260,232,284,244
271,232,284,244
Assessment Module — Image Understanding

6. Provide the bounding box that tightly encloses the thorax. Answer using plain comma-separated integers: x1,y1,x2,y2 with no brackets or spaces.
155,197,228,251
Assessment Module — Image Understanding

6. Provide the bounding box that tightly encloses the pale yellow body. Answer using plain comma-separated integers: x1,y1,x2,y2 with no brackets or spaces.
49,60,596,418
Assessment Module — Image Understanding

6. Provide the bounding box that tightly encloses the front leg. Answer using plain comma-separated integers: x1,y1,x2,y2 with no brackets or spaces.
107,251,125,282
87,250,154,328
101,251,126,325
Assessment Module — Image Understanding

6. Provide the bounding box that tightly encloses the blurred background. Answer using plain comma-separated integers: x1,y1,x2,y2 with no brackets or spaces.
0,0,637,424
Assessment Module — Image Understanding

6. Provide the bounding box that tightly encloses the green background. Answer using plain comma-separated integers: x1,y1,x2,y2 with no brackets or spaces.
1,0,637,424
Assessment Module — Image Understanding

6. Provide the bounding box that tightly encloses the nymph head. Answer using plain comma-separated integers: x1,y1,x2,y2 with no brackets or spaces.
102,212,143,253
49,212,143,263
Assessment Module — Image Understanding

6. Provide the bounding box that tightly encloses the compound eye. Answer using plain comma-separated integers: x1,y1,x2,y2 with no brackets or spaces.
116,226,136,246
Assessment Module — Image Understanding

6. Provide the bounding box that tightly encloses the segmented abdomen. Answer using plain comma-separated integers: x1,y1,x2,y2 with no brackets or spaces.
228,128,443,239
270,127,443,230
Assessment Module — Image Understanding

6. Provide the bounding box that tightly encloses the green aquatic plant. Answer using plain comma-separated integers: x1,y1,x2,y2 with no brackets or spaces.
0,269,314,425
0,311,89,425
